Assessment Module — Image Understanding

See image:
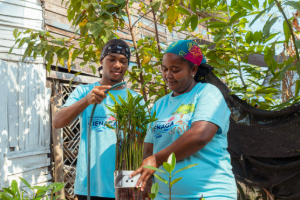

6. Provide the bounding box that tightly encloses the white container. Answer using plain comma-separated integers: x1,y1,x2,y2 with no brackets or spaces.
114,170,142,188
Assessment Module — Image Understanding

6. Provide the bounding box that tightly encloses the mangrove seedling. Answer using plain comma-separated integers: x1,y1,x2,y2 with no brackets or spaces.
144,153,204,200
0,177,65,200
106,89,157,171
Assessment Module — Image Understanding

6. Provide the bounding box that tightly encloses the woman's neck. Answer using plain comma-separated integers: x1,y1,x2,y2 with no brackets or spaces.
172,81,197,97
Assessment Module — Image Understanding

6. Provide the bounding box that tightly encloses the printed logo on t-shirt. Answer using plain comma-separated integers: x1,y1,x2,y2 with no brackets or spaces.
88,116,116,133
152,103,195,138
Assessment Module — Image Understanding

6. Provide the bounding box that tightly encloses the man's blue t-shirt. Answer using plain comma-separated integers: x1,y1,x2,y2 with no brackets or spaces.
145,83,237,200
63,81,139,198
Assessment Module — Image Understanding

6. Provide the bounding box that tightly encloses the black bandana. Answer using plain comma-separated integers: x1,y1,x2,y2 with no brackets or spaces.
100,44,130,63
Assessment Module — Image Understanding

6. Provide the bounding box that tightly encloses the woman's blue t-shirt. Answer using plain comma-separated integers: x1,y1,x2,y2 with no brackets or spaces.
145,83,237,200
63,81,139,198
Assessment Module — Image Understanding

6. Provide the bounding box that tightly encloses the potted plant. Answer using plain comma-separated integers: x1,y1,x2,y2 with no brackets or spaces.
105,90,157,200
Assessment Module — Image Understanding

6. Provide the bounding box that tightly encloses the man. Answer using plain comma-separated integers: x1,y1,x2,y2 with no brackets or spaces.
53,39,139,200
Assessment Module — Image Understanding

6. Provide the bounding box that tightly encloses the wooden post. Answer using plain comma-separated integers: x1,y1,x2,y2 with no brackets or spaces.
51,80,65,199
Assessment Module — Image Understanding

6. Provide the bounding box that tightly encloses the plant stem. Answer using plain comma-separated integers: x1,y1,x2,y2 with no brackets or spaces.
226,0,247,90
150,0,168,95
274,0,300,61
169,176,171,200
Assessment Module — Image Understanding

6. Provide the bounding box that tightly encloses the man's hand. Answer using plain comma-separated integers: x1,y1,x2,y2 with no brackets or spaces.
85,85,111,105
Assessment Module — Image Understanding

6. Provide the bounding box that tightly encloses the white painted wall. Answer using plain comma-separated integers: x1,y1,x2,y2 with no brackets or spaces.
0,0,52,189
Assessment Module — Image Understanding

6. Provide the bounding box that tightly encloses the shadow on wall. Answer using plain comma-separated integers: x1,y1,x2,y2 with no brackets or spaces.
0,59,51,189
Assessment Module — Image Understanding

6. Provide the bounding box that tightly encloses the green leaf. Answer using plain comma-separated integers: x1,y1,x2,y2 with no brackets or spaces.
207,21,227,28
250,8,267,26
176,6,190,16
151,183,159,195
190,0,197,13
295,40,300,50
13,29,18,39
245,31,253,44
239,0,253,10
167,153,176,172
229,10,247,24
251,0,259,8
89,65,96,75
295,80,300,96
52,183,65,193
196,0,202,9
252,31,262,43
173,164,198,176
1,193,14,200
163,162,172,173
52,195,61,200
22,41,34,61
152,1,161,12
51,40,64,46
56,47,69,60
283,20,291,44
279,63,294,80
143,166,167,175
285,1,300,12
8,46,14,54
198,17,212,24
153,174,168,185
170,177,182,186
86,20,105,38
3,188,14,196
263,17,278,39
69,72,81,87
231,0,237,7
11,180,18,194
148,193,156,199
236,182,246,200
31,186,48,191
191,15,198,31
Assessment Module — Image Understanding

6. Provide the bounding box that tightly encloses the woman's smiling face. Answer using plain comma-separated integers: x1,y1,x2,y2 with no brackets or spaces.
162,53,197,96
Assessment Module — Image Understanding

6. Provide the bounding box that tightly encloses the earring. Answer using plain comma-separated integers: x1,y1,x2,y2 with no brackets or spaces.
192,74,195,78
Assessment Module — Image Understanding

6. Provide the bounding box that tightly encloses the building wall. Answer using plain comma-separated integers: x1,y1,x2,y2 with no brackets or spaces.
0,0,52,189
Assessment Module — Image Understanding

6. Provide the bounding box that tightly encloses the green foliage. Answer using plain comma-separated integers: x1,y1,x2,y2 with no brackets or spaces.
144,153,201,200
0,177,65,200
105,90,157,170
9,0,300,110
148,183,159,199
9,0,125,73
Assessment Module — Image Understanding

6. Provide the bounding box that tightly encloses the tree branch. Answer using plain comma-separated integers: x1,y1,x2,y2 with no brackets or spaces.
275,0,300,61
132,10,154,27
125,0,147,102
226,0,247,90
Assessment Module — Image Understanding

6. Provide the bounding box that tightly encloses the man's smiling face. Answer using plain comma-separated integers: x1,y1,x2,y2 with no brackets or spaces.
101,53,129,83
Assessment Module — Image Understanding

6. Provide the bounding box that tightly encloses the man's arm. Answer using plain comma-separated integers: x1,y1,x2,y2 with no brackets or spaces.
52,85,111,129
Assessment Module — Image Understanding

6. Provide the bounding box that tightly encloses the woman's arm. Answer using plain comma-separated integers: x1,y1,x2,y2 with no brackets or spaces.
130,120,219,191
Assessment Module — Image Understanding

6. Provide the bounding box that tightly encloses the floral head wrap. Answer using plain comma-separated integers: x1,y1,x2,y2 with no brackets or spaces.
165,40,213,82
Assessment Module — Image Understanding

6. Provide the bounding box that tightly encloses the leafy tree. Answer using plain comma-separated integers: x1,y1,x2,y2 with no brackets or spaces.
9,0,300,109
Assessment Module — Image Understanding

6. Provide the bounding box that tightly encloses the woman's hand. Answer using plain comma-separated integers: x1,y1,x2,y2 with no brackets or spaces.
142,179,152,200
130,154,158,191
84,85,111,105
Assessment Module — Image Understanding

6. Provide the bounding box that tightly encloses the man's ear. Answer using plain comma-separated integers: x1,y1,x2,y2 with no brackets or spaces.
100,59,103,65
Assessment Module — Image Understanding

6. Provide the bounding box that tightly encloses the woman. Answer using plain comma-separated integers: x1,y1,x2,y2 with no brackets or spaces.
130,40,237,200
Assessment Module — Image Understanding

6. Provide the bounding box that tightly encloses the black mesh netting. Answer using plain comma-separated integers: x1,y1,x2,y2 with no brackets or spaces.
205,71,300,199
